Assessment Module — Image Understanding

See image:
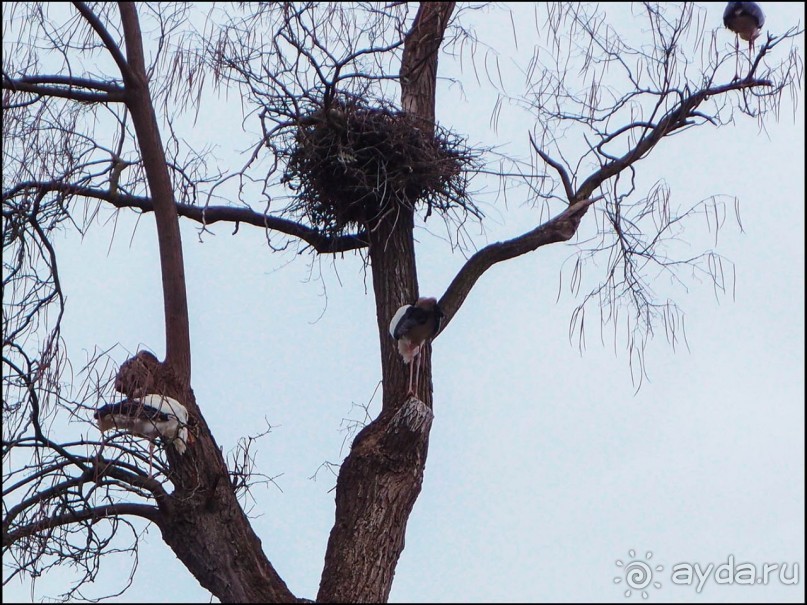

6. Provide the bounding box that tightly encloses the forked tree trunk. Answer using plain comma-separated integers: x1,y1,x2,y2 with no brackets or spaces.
120,2,455,602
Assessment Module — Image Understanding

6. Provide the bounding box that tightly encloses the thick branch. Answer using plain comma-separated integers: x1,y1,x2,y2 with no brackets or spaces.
4,74,124,92
4,504,162,545
1,77,126,103
106,354,298,603
184,204,368,253
118,2,191,383
318,398,433,603
103,14,297,599
438,197,602,333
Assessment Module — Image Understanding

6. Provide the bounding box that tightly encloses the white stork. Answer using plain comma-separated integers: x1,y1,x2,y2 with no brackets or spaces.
389,297,444,398
94,393,191,476
724,2,765,77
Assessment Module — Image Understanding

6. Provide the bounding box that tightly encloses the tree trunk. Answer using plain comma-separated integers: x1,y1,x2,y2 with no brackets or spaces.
317,4,454,601
158,398,298,603
318,205,432,603
117,5,296,602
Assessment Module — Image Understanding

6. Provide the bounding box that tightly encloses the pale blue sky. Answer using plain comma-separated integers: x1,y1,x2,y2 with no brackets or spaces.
3,2,804,603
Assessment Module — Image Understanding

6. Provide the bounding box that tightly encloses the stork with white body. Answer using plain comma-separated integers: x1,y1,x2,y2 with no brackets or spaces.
724,2,765,78
390,297,444,398
94,393,191,476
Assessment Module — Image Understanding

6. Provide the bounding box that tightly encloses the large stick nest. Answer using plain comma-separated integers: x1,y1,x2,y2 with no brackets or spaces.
282,100,479,236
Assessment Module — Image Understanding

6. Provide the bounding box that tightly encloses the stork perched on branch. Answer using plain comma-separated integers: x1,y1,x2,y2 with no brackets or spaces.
390,297,444,399
724,2,765,78
95,393,191,476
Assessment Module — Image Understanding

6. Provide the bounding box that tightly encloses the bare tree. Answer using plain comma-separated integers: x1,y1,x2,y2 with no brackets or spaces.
2,2,803,602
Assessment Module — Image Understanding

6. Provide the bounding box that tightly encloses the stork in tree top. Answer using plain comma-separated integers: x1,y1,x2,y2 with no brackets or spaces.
724,1,766,78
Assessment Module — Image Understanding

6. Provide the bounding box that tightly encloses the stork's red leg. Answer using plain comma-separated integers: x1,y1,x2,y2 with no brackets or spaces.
148,442,154,478
414,349,422,399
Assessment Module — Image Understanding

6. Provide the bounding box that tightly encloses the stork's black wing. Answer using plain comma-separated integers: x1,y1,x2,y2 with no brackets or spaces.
393,303,444,340
393,306,430,339
94,399,170,422
724,2,765,29
724,2,738,28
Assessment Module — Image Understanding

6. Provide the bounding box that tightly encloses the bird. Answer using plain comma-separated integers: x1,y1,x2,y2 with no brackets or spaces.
389,297,444,398
724,2,765,76
94,393,191,476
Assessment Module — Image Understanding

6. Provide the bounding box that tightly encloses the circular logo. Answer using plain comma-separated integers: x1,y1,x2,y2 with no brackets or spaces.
624,560,653,590
614,549,663,598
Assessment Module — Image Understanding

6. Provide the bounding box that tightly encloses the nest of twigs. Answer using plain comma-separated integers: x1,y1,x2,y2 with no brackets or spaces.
282,100,477,236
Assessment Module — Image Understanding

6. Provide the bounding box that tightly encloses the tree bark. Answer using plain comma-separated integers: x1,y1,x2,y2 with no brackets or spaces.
399,2,456,130
317,395,433,603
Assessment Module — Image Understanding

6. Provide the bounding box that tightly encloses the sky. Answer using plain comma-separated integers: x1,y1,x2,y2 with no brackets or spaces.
3,2,805,603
